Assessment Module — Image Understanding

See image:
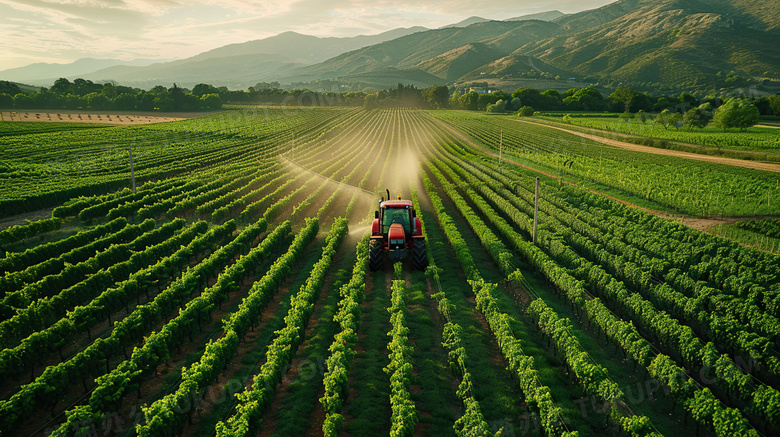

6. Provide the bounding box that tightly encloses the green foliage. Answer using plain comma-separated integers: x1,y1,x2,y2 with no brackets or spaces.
735,218,780,239
3,78,221,111
682,103,714,130
562,87,606,111
769,95,780,116
216,218,348,437
518,106,535,117
363,83,449,110
655,109,682,130
713,98,761,131
0,217,62,246
0,93,13,108
554,112,778,150
435,110,780,216
609,86,637,112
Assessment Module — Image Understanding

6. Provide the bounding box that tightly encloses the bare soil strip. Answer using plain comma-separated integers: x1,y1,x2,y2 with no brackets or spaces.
1,110,216,125
515,119,780,173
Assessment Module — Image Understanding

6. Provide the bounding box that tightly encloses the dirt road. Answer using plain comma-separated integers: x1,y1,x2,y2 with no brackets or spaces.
515,119,780,173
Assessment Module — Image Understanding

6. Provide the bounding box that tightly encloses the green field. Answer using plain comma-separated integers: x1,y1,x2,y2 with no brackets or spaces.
0,107,778,437
536,113,780,161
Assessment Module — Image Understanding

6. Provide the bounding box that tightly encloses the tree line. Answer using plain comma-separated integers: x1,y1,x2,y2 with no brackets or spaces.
2,78,777,127
0,79,221,112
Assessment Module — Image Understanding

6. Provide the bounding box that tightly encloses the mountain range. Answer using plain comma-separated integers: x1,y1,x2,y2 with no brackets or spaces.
1,0,778,93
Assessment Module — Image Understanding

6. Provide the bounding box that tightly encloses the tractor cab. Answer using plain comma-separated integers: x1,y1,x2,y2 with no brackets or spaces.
369,190,427,271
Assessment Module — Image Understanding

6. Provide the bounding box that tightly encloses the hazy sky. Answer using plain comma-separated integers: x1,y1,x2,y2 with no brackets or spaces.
1,0,616,70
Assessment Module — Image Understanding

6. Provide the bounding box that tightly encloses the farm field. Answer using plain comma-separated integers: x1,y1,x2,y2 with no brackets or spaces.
533,114,780,163
0,106,779,437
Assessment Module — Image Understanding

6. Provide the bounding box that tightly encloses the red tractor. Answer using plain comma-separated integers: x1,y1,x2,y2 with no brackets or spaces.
369,190,428,271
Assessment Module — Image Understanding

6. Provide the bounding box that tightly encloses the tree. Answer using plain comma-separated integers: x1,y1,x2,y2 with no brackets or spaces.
101,82,118,99
609,86,637,112
538,89,563,110
768,95,780,116
192,83,220,97
85,93,111,109
113,93,137,110
655,109,678,130
449,90,462,109
654,97,673,112
0,81,22,96
63,94,84,109
200,93,222,110
421,85,449,109
630,93,654,112
753,96,772,115
51,78,72,95
682,103,714,130
153,96,175,111
0,93,12,108
181,93,201,111
713,98,760,131
562,87,606,111
678,92,699,110
486,100,507,113
13,93,34,109
363,93,379,110
512,88,542,107
518,106,535,117
459,92,480,111
169,84,185,111
72,78,100,96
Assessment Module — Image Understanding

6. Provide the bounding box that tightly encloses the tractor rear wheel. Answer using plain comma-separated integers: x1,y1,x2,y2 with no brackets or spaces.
369,238,383,271
411,238,428,271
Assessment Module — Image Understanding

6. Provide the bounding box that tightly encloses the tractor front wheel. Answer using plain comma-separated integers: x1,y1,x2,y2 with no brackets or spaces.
369,238,383,271
411,238,428,271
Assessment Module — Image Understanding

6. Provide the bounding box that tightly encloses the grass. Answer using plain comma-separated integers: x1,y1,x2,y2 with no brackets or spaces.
341,269,392,435
709,222,780,254
267,253,355,436
404,268,459,435
537,113,780,155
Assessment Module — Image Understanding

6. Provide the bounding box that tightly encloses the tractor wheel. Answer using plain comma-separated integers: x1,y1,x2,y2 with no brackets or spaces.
369,239,383,271
411,238,428,271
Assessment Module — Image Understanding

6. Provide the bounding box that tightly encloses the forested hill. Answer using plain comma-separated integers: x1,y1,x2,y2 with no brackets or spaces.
289,0,780,92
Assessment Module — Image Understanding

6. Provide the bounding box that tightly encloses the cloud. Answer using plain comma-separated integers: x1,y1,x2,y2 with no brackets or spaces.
0,0,616,70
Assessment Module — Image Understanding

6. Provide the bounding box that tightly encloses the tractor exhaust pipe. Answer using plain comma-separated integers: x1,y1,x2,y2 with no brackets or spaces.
386,189,390,201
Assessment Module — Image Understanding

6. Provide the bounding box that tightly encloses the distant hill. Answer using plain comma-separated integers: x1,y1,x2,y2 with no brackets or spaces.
507,10,567,22
285,20,560,84
82,54,303,90
181,28,429,65
441,10,567,29
2,28,428,89
440,16,492,29
0,58,163,85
